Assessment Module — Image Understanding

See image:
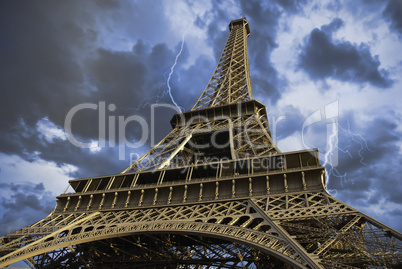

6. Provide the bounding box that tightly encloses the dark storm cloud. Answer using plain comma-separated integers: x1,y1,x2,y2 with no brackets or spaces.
350,116,402,204
320,111,402,232
326,113,402,208
174,54,216,109
0,0,236,187
383,0,402,37
320,17,343,33
390,208,402,216
0,182,55,236
275,105,306,139
0,0,189,176
204,7,232,61
298,18,393,88
297,106,402,228
35,139,126,178
0,1,109,150
240,0,289,103
3,193,44,211
82,40,189,142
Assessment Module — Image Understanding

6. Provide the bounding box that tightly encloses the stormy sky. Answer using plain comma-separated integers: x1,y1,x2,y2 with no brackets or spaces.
1,0,402,239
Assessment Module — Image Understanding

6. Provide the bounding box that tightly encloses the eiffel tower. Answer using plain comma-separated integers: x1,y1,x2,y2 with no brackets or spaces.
1,18,401,269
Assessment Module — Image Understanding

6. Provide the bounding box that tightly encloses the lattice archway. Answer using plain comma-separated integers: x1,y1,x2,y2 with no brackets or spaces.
25,226,312,269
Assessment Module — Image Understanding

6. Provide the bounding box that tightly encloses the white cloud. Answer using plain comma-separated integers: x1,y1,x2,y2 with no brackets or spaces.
89,140,102,153
163,0,214,65
343,190,402,231
277,131,305,152
0,153,77,195
36,117,66,143
163,0,241,67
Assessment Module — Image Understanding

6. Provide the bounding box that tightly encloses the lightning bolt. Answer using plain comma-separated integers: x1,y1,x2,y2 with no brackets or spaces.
125,35,185,113
165,34,185,113
324,120,371,197
340,121,372,166
115,35,186,163
323,119,345,196
323,119,338,168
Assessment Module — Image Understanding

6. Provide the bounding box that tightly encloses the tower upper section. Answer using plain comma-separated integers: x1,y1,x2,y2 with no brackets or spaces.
192,18,253,110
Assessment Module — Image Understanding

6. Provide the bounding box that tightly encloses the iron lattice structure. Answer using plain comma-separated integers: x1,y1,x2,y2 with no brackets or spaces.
1,18,401,269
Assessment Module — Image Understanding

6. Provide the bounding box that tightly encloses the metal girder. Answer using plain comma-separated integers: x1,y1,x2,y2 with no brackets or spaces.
2,190,401,267
123,103,280,173
1,199,318,268
193,18,252,110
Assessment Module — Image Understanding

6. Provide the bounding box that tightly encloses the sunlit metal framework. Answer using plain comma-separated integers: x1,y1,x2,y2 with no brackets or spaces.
1,17,401,268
